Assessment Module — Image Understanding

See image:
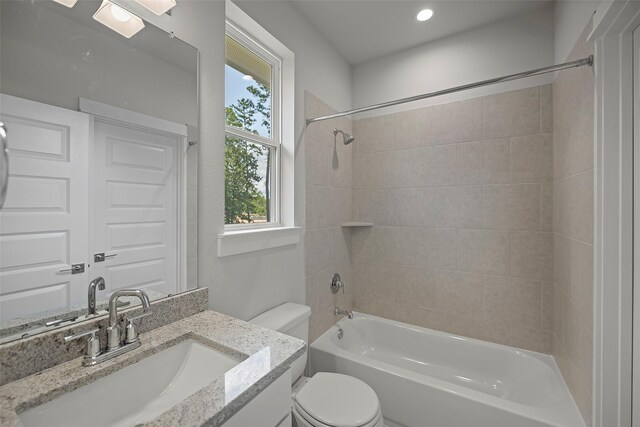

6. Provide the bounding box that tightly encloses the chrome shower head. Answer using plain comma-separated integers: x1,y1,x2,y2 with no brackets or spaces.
333,128,355,145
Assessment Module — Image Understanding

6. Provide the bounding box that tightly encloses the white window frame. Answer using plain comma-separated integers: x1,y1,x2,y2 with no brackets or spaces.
218,1,299,258
224,21,282,231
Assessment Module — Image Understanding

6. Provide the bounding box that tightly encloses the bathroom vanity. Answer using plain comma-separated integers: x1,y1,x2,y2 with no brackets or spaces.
0,308,305,427
0,2,308,424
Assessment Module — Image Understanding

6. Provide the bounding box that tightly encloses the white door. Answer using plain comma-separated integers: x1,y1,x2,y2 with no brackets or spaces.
0,94,89,321
91,120,180,297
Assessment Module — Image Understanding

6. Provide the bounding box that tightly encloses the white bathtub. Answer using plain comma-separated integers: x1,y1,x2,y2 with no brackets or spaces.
310,313,585,427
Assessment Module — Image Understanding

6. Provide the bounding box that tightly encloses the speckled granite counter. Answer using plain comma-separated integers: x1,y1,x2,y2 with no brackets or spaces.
0,289,209,385
0,310,305,427
0,288,169,340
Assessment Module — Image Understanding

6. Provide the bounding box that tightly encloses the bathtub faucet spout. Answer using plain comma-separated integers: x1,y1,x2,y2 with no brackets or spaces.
335,306,354,319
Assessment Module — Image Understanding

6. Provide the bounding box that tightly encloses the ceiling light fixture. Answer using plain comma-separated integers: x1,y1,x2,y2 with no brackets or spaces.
134,0,177,16
110,3,131,22
52,0,79,8
416,8,434,22
93,0,145,38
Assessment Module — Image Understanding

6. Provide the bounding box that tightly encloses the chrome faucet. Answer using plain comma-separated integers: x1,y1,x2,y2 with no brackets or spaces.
66,288,152,367
87,277,105,317
334,306,354,319
107,289,151,352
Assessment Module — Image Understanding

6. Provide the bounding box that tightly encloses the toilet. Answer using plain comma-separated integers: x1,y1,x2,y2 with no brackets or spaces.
250,303,384,427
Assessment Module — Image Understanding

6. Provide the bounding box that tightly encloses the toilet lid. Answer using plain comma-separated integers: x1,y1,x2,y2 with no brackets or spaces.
294,373,380,427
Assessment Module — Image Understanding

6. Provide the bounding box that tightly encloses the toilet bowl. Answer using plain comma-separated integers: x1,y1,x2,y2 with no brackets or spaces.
291,373,383,427
249,303,384,427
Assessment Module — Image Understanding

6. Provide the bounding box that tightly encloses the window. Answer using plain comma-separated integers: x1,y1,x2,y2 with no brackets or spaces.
218,3,297,256
225,23,281,227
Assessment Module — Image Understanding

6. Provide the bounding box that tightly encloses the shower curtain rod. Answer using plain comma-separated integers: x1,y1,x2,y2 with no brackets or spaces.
306,55,593,125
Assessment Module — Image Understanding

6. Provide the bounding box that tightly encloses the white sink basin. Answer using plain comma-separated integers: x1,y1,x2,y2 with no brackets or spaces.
19,339,242,427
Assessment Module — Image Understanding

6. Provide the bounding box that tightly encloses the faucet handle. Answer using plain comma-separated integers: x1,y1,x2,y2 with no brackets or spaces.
64,328,98,343
124,311,152,344
127,311,152,323
330,273,344,294
65,328,101,358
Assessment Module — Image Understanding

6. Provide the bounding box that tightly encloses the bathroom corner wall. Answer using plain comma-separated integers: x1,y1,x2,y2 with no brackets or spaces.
551,22,594,426
351,85,554,353
304,91,354,342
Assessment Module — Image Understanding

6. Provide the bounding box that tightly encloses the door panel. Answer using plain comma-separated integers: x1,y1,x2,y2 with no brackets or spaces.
92,121,179,297
4,175,69,211
0,94,89,321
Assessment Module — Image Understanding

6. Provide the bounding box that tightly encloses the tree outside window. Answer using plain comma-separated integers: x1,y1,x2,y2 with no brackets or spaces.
224,81,271,224
224,31,278,226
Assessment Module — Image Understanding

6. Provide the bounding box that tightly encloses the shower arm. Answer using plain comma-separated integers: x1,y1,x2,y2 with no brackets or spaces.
306,55,593,125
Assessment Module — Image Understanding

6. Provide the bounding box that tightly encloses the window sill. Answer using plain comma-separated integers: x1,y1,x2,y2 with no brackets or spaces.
217,226,301,257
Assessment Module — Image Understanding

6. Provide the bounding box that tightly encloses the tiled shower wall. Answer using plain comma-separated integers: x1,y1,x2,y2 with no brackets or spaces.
304,92,354,342
351,85,554,353
304,37,594,427
551,22,594,426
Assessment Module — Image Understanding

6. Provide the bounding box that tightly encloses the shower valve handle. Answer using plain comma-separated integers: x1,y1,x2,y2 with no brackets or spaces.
330,273,344,294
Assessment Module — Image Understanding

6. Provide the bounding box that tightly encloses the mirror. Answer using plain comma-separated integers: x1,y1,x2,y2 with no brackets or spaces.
0,0,198,341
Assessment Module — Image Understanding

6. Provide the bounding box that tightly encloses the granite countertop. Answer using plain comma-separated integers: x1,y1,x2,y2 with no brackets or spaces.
0,310,306,427
1,289,169,341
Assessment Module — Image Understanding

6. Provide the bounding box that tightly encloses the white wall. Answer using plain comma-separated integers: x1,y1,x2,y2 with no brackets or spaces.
221,0,351,319
234,0,352,116
110,0,226,317
554,0,600,63
352,3,555,116
150,0,596,324
127,0,351,321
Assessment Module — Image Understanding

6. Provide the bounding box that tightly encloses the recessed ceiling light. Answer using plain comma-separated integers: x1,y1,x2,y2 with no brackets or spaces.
416,8,434,22
93,0,145,38
110,3,131,22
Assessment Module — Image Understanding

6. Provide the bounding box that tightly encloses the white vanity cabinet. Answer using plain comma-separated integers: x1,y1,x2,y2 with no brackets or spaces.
222,369,292,427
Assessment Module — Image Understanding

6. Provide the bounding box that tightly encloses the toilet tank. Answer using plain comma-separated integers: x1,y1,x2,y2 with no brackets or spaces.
250,302,311,384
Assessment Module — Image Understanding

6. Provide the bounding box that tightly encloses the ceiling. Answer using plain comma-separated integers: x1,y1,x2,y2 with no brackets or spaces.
292,0,552,65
